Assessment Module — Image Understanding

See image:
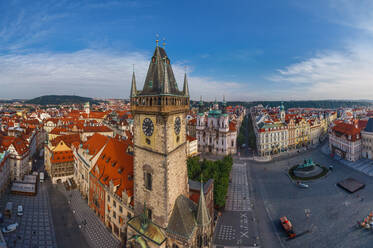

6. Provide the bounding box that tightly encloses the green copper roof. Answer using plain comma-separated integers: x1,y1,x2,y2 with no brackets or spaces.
208,109,222,117
127,216,166,245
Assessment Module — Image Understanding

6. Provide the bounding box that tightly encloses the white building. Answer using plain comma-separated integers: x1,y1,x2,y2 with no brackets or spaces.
329,120,365,162
196,100,237,156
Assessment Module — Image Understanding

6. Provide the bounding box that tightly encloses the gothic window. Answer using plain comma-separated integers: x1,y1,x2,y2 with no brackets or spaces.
144,172,152,190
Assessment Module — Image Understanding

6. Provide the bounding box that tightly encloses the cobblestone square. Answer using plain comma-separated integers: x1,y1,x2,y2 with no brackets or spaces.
0,183,57,248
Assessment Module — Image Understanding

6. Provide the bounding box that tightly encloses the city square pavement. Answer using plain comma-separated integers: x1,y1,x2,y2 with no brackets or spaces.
0,182,57,248
213,162,259,248
248,146,373,248
55,185,120,248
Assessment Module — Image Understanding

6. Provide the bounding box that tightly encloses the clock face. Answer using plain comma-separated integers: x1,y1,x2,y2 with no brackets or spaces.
142,118,154,136
174,117,181,135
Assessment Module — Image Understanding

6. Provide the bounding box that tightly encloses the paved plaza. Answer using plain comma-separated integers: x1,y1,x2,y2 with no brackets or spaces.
225,163,251,211
0,183,57,248
56,185,120,248
213,162,259,248
249,147,373,248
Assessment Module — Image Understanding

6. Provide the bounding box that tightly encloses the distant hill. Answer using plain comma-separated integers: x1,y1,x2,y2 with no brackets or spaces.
26,95,99,105
190,100,373,110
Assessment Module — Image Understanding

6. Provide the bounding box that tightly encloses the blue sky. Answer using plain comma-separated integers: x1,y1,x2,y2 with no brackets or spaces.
0,0,372,100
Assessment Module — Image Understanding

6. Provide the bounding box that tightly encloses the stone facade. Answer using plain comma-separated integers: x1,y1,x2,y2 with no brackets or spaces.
127,44,212,248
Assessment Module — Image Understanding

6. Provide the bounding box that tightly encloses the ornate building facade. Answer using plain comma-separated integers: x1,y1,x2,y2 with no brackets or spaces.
127,43,212,248
196,99,237,156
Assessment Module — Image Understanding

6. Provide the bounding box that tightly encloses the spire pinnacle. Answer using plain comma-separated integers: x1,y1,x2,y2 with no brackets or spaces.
183,72,189,97
196,178,211,227
156,33,159,47
130,69,137,98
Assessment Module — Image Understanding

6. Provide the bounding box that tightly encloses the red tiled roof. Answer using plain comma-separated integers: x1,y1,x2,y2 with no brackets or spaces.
91,138,134,198
51,134,81,147
332,120,366,141
187,135,197,142
83,126,112,133
82,133,109,156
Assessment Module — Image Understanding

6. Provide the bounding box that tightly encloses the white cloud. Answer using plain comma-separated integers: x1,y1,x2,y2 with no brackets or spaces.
269,43,373,100
267,0,373,100
0,49,253,101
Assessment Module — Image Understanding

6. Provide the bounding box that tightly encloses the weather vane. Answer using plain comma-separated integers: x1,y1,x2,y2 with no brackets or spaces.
156,33,159,46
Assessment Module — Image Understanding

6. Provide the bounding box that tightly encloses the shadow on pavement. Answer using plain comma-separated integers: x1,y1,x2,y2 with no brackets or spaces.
47,182,90,248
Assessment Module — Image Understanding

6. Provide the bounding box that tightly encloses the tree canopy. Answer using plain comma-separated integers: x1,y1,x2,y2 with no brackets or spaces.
187,155,233,208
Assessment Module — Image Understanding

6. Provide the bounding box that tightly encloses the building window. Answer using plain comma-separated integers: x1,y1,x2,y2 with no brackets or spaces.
144,172,152,190
107,195,110,202
127,212,132,219
113,211,116,219
146,208,152,220
172,244,179,248
113,200,116,208
119,206,123,213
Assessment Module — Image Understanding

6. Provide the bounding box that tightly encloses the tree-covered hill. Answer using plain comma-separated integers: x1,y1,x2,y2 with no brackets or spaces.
191,100,373,109
25,95,98,105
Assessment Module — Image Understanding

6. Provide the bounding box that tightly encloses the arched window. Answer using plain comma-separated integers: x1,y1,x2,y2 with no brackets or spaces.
144,172,152,190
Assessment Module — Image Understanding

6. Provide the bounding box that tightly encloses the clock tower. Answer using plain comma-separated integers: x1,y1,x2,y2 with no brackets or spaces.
130,42,190,229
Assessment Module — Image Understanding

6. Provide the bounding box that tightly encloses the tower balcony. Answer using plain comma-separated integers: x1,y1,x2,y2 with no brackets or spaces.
131,95,189,115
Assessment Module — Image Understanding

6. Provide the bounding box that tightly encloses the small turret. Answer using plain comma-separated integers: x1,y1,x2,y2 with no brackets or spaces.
130,71,137,98
196,179,211,228
182,72,189,97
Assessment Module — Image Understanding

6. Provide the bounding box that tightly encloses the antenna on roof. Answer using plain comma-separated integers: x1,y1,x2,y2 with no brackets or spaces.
155,33,159,47
132,64,135,73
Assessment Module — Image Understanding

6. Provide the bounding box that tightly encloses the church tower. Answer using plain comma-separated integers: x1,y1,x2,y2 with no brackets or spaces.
130,42,190,229
280,101,286,123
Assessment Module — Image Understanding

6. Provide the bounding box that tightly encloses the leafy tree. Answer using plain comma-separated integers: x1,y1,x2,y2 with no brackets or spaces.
187,155,233,208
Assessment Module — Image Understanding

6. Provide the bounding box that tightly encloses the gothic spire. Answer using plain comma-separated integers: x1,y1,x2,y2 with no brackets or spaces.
130,70,137,98
140,44,181,96
182,72,189,97
196,179,211,227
